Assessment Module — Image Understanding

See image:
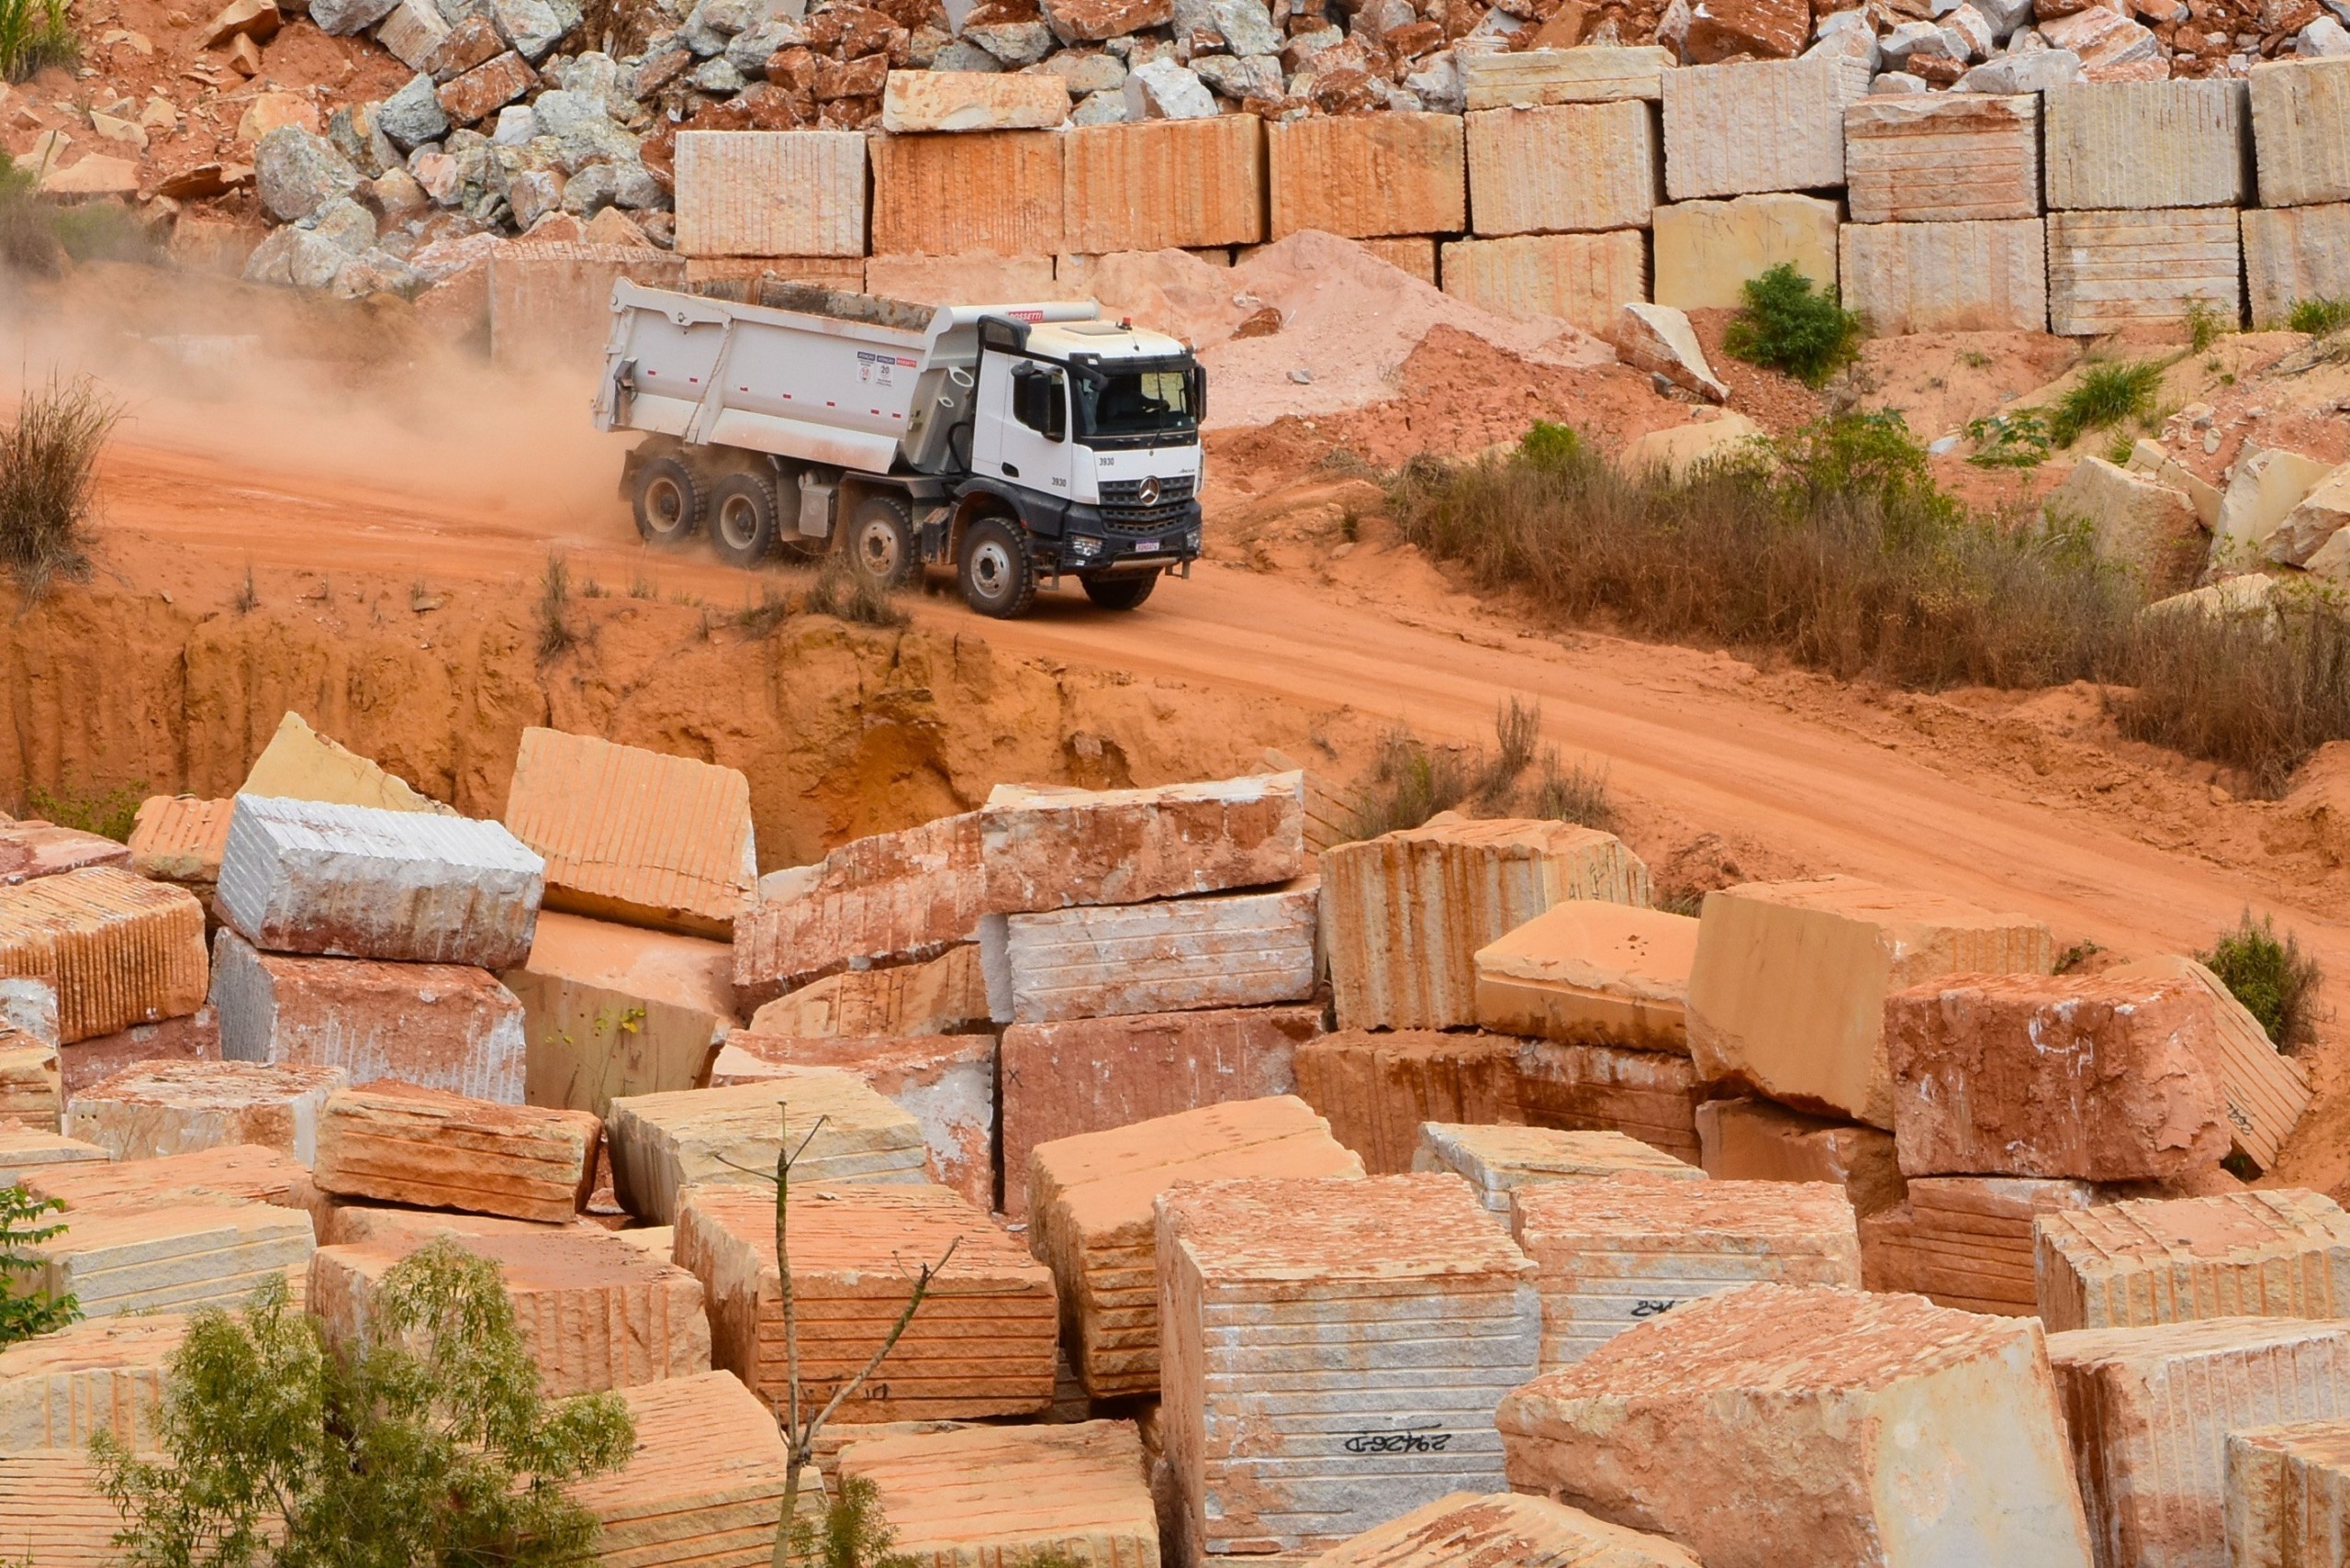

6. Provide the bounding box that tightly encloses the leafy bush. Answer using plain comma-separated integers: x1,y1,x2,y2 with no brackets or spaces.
0,1184,77,1346
2288,297,2350,337
1518,421,1582,472
26,777,146,841
1721,264,1865,387
790,1476,921,1568
96,1240,634,1568
0,0,73,83
1964,410,2053,469
0,372,117,601
2048,360,2165,449
2199,911,2322,1050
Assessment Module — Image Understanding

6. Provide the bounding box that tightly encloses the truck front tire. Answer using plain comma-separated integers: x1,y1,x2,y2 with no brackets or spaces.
958,517,1037,620
846,496,918,591
708,473,780,568
632,456,703,547
1080,571,1159,611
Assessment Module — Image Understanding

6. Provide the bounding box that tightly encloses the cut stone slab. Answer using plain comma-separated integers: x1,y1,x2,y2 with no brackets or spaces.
0,1126,108,1186
1060,116,1266,253
1473,902,1698,1054
217,794,543,969
2037,1189,2350,1332
1265,111,1466,239
0,978,56,1048
30,1200,315,1318
1460,45,1673,108
2242,203,2350,327
1294,1029,1527,1174
2108,954,2312,1172
733,812,984,1004
835,1421,1158,1568
310,1081,599,1223
2249,58,2350,207
979,879,1319,1025
567,1371,790,1565
499,726,755,940
746,943,982,1038
311,1226,709,1395
58,1009,220,1099
2049,1316,2350,1568
0,1312,188,1453
1859,1174,2097,1315
673,129,867,258
1617,303,1729,402
1695,1096,1907,1216
2272,467,2350,568
321,1204,587,1246
2128,437,2224,529
2044,454,2205,590
977,771,1308,916
1887,969,2229,1182
1315,1491,1703,1568
1496,1284,2096,1567
1465,101,1660,236
1416,1124,1701,1218
2214,444,2337,571
24,1143,312,1224
1438,232,1650,333
678,1181,1054,1422
0,867,208,1044
66,1058,345,1164
869,129,1065,260
1511,1173,1862,1369
0,1450,142,1564
2043,79,2252,210
240,711,453,815
1027,1094,1363,1400
2047,207,2244,337
0,821,131,885
1617,411,1768,482
0,1022,59,1131
127,795,233,902
1685,874,2053,1129
1662,51,1858,199
1323,813,1651,1033
209,929,524,1103
606,1070,929,1226
707,1031,996,1213
1160,1174,1541,1556
882,67,1070,131
1516,1038,1708,1162
998,1003,1321,1217
2224,1418,2350,1568
1843,92,2041,224
1651,192,1841,310
501,920,730,1119
1839,217,2049,332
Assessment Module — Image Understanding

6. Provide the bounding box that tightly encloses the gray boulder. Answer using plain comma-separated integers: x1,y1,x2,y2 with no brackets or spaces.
1193,50,1281,97
966,18,1053,62
1069,85,1127,122
312,0,401,35
725,17,802,71
492,0,571,58
530,88,641,171
378,73,452,148
1124,56,1216,117
244,225,356,289
1208,0,1280,53
304,194,380,252
929,37,1003,67
256,126,363,222
691,55,747,90
1953,44,2081,86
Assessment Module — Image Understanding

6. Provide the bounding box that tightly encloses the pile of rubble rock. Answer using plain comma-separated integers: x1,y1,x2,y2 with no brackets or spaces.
0,711,2341,1563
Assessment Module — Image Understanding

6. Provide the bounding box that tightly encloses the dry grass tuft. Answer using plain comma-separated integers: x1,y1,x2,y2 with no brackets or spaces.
0,372,118,603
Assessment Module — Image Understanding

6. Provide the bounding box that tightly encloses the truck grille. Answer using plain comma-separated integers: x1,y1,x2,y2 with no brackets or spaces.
1098,474,1196,532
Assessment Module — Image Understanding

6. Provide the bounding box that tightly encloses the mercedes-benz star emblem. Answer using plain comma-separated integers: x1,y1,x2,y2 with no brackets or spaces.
1136,477,1161,506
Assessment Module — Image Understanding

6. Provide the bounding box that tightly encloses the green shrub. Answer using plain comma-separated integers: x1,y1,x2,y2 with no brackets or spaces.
0,0,73,83
1518,421,1582,472
0,372,117,601
2048,360,2165,448
2288,297,2350,337
2184,298,2230,353
0,1185,77,1346
2199,911,2322,1050
790,1476,921,1568
26,777,145,841
1721,263,1865,387
1964,410,2053,469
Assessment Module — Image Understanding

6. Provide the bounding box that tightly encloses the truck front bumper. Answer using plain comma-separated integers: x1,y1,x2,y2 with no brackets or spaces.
1050,502,1203,574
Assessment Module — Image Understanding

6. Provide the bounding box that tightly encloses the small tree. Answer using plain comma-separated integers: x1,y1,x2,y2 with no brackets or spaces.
95,1240,635,1568
2202,911,2324,1052
0,1183,77,1346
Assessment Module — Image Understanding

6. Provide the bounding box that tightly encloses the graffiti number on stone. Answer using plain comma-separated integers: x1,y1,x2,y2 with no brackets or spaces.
1630,1299,1682,1318
1343,1426,1452,1455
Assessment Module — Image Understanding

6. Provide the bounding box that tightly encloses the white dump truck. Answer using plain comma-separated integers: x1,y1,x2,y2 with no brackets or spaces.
594,277,1208,618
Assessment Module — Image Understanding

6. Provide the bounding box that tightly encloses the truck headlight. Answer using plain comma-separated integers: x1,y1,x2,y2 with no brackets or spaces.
1186,529,1202,552
1068,535,1102,559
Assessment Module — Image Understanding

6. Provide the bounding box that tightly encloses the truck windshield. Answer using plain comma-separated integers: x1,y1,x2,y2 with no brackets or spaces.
1072,361,1197,443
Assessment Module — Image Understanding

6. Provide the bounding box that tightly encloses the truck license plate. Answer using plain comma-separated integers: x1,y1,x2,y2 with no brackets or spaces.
1134,539,1160,552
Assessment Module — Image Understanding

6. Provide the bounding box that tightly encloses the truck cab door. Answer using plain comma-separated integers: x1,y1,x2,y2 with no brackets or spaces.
971,359,1072,500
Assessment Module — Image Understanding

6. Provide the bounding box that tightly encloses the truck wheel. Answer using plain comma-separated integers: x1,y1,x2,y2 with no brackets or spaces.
708,473,779,568
632,456,703,546
1080,571,1158,611
958,517,1037,620
846,496,918,591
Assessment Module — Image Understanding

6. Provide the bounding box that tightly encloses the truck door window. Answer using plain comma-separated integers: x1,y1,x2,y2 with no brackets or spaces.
1010,363,1067,442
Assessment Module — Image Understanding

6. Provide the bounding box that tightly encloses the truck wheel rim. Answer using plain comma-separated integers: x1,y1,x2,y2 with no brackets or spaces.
857,519,901,577
645,477,687,535
969,540,1013,599
717,495,760,551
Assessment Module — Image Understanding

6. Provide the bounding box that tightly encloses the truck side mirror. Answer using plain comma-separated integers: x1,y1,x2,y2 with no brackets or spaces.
1191,364,1207,424
1044,372,1066,443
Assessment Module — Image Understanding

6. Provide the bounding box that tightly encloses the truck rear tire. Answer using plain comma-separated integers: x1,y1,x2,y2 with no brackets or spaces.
1080,571,1158,611
958,517,1037,620
846,496,918,591
632,456,704,547
709,473,780,568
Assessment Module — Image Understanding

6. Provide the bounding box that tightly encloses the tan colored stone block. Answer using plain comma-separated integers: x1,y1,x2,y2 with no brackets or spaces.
2047,207,2243,336
745,943,982,1038
502,960,726,1121
66,1058,343,1164
2252,58,2350,207
1460,45,1672,109
2225,1419,2350,1568
1439,231,1648,332
1293,1029,1525,1175
0,1450,142,1565
733,812,984,1004
1473,902,1696,1053
0,1313,187,1453
1516,1038,1706,1162
0,822,129,884
0,868,208,1045
1315,1491,1702,1568
1028,1095,1362,1399
25,1142,312,1221
1651,192,1841,309
1662,51,1855,200
2242,204,2350,328
678,1182,1054,1422
32,1200,315,1318
1359,234,1438,284
1499,1284,2096,1566
2216,444,2336,569
1844,93,2041,224
979,773,1308,915
1859,1174,2096,1315
1061,115,1264,252
1695,1096,1906,1216
485,242,688,368
836,1421,1158,1568
672,129,867,258
606,1070,929,1226
0,1024,59,1131
57,1009,220,1100
2129,437,2224,529
310,1082,594,1223
1839,217,2049,333
881,69,1069,131
2044,455,2205,591
0,1126,107,1186
1685,875,2053,1129
1268,111,1465,239
2037,1190,2350,1332
569,1371,790,1564
871,129,1064,257
1467,102,1660,236
1618,411,1768,480
320,1205,588,1246
863,252,1058,305
981,880,1319,1025
2044,80,2251,210
2110,954,2312,1171
1416,1123,1699,1218
239,711,453,815
127,796,232,897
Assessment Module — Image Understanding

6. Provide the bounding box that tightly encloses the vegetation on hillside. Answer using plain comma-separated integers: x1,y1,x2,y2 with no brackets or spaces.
1720,264,1865,388
2202,912,2324,1051
0,1185,76,1347
0,371,118,601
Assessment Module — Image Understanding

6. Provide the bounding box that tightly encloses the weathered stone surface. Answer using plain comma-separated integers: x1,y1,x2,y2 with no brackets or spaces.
1060,116,1265,252
870,130,1065,257
502,913,731,1117
1029,1095,1362,1399
1695,1097,1906,1215
979,773,1307,914
1325,814,1651,1033
568,1371,790,1563
2273,467,2350,567
127,796,232,901
1498,1284,2096,1566
437,49,538,124
1317,1491,1701,1568
217,795,543,969
1843,92,2039,223
1043,0,1171,40
2051,1316,2350,1568
1462,45,1673,108
0,1024,59,1132
0,1450,146,1562
1651,191,1841,309
239,711,453,815
980,880,1318,1025
999,1004,1320,1216
0,822,130,887
1516,1038,1708,1162
31,1200,315,1318
499,727,756,939
1267,112,1466,239
1416,1124,1700,1220
2043,80,2249,210
1682,0,1812,62
1617,302,1730,402
1466,101,1659,236
882,68,1069,130
0,1126,108,1186
2045,455,2205,590
66,1059,344,1164
2243,202,2350,327
2037,6,2165,81
59,1010,220,1099
375,0,448,70
321,1205,585,1246
310,1081,599,1222
2047,207,2243,336
1161,1175,1540,1556
1662,51,1856,199
746,943,983,1038
1473,902,1697,1054
1512,1174,1860,1368
2038,1190,2350,1332
835,1421,1158,1568
0,1313,187,1453
2225,1419,2350,1568
2109,954,2312,1171
486,244,688,370
0,868,207,1045
23,1143,312,1221
680,1181,1053,1420
312,1226,709,1395
1887,969,2229,1182
1685,875,2053,1129
1295,1029,1526,1174
1860,1174,2096,1315
606,1070,929,1226
707,1031,995,1213
2129,437,2224,529
209,930,524,1103
1438,232,1649,332
1839,217,2049,331
2215,444,2336,569
733,812,984,1003
2249,57,2350,207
